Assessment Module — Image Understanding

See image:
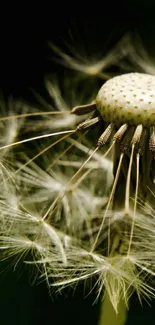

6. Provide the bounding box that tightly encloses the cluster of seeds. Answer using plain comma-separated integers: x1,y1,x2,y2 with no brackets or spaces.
0,72,155,315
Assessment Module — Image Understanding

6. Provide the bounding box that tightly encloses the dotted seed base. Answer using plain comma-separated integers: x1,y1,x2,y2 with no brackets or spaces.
96,73,155,127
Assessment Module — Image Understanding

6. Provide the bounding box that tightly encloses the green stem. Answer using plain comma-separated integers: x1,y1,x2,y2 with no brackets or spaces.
98,292,128,325
98,233,128,325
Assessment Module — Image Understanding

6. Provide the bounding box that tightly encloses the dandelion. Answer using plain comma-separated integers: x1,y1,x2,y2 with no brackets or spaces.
0,35,155,325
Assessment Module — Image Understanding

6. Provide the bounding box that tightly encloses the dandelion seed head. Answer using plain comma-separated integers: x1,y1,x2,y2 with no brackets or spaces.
1,34,155,315
96,72,155,126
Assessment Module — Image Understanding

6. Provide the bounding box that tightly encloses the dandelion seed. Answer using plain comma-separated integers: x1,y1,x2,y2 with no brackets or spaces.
126,34,155,76
49,34,130,79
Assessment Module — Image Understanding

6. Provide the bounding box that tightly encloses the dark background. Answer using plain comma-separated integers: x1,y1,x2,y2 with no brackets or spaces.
1,2,155,98
1,2,155,324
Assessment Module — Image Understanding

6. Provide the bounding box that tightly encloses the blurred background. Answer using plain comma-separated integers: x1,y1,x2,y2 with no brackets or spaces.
1,2,155,324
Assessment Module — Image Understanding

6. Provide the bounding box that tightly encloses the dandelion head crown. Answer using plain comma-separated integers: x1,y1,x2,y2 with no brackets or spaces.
96,72,155,127
73,72,155,162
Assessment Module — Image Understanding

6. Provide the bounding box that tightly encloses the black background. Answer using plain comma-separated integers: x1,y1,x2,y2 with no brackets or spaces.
1,2,155,324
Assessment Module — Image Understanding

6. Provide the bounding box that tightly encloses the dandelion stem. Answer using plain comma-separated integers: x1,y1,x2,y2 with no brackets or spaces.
99,292,127,325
